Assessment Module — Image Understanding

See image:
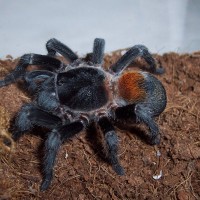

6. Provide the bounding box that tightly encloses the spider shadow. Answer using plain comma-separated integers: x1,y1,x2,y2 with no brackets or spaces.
85,120,151,168
114,120,150,145
85,122,110,164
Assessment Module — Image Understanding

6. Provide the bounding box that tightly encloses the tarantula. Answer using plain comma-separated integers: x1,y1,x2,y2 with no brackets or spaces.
0,38,166,191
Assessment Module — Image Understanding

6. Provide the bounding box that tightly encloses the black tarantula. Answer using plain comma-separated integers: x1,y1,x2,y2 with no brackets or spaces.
0,38,167,191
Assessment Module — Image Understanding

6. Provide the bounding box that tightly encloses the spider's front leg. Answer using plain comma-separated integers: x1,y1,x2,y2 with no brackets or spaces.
135,104,161,145
24,70,55,93
98,116,124,175
41,121,85,191
92,38,105,65
0,54,61,87
46,38,78,62
24,70,61,112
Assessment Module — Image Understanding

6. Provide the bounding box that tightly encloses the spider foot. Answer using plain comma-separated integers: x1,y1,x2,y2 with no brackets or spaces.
12,130,24,141
40,174,52,191
155,66,165,74
149,134,160,145
112,163,125,176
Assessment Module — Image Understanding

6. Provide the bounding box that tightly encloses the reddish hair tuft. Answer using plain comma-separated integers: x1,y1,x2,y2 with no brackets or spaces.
118,71,146,103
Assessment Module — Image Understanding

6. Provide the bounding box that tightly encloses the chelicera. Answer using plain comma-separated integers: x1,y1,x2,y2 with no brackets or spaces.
0,38,167,191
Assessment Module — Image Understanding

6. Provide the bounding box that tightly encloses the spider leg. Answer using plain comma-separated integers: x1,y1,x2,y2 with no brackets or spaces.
110,45,164,75
35,76,60,111
98,116,124,175
25,70,54,93
135,104,160,145
37,89,59,112
92,38,105,65
13,103,62,140
46,38,78,62
40,121,84,191
19,70,59,112
0,54,61,87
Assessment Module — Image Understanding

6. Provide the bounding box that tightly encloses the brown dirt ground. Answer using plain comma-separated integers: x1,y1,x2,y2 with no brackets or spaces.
0,50,199,200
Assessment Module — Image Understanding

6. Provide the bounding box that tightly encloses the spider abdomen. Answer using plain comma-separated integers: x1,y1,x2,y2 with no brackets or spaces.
56,67,110,111
117,71,167,116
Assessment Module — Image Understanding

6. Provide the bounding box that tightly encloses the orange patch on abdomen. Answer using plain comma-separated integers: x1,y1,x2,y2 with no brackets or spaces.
117,71,146,103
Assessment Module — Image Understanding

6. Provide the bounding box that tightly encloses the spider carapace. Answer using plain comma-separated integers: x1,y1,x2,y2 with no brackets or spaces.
56,67,110,112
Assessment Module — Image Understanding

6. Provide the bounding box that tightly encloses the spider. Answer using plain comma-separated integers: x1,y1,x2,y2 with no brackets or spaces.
0,38,167,191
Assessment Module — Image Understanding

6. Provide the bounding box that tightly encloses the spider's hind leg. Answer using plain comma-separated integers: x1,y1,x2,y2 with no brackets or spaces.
98,116,124,175
110,45,164,75
135,104,160,145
